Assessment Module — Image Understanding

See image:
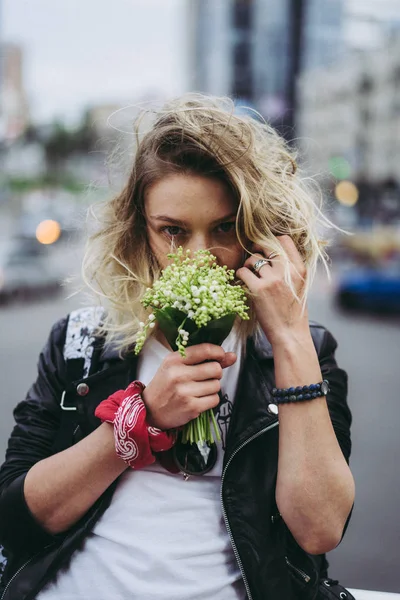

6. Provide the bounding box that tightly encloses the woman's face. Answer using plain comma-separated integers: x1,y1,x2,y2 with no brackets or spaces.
145,173,244,271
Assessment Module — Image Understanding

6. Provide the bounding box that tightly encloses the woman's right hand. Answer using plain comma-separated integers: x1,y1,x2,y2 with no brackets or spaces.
142,343,237,431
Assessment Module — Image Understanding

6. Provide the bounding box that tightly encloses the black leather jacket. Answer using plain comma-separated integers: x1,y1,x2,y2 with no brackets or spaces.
0,315,352,600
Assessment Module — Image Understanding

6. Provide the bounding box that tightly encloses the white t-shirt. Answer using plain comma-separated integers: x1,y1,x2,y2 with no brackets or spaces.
37,328,245,600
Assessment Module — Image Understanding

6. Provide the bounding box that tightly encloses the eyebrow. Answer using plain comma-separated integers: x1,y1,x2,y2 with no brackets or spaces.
149,213,237,227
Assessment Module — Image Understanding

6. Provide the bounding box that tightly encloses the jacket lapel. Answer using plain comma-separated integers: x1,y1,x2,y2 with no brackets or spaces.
224,334,279,460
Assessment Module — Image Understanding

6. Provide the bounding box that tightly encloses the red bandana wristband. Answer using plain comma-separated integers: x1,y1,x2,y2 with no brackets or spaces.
95,381,176,469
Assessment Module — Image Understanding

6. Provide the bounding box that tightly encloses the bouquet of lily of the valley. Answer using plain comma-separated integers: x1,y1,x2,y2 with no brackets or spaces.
134,247,249,445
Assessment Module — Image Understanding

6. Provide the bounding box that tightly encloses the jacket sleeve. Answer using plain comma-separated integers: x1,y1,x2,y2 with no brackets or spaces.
317,326,354,541
0,317,69,556
317,327,352,465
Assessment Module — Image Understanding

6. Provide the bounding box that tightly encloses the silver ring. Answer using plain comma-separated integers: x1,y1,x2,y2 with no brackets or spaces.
267,251,279,260
252,258,269,274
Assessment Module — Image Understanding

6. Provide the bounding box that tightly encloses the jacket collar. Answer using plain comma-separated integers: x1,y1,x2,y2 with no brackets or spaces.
100,343,124,362
245,319,322,361
251,329,274,359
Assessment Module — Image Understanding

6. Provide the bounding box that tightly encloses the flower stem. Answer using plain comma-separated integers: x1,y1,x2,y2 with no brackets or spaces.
210,410,221,443
181,408,221,446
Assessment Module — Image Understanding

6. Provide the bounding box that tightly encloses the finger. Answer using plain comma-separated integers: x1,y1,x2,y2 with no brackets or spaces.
277,235,304,272
236,265,264,290
190,379,221,398
188,351,236,380
180,343,226,366
220,351,237,369
196,394,220,413
190,361,223,381
184,352,236,379
244,253,272,274
250,243,282,264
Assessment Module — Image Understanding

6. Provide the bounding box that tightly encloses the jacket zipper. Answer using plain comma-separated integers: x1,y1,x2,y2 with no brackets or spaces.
221,420,279,600
1,545,53,600
285,557,311,583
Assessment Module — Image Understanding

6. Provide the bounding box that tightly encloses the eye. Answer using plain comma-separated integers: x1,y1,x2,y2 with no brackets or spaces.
161,225,184,238
216,222,236,234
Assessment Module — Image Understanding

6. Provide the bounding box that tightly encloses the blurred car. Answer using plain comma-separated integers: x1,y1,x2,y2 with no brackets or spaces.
0,238,63,305
335,260,400,314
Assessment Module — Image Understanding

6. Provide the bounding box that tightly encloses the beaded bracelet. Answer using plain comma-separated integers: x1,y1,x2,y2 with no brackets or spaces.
271,380,329,404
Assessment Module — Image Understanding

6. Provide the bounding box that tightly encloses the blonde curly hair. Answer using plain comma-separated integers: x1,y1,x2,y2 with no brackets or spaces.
82,93,330,353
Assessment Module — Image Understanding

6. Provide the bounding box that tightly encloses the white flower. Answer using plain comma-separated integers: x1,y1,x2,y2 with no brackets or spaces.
135,246,249,358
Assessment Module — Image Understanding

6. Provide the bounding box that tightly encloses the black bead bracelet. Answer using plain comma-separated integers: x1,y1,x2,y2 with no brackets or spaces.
271,380,330,404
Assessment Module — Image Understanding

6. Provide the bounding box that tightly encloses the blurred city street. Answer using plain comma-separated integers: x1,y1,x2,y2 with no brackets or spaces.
0,255,399,593
1,0,400,597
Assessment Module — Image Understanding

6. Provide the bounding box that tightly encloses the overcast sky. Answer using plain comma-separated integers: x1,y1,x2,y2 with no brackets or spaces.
3,0,400,125
2,0,189,124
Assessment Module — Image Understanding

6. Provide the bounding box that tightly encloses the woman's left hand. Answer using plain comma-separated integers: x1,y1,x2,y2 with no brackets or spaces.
236,235,310,346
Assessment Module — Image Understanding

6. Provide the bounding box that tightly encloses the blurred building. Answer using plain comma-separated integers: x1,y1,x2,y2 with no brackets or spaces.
302,0,344,71
297,32,400,222
0,0,2,95
190,0,344,129
346,0,400,51
253,0,292,123
190,0,232,98
2,139,46,178
297,58,359,176
231,0,254,100
0,43,30,141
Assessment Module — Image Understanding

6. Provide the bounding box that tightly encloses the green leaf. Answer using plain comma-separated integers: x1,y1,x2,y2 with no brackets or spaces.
155,308,237,352
188,313,236,347
153,308,187,351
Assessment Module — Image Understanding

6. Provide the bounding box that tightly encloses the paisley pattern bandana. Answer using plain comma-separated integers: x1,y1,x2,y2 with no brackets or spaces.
95,381,175,469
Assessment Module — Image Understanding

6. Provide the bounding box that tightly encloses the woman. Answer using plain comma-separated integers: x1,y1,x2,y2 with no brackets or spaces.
0,95,355,600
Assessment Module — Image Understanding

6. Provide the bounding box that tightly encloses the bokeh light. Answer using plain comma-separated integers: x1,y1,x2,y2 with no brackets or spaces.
334,181,359,206
35,220,61,245
328,156,352,180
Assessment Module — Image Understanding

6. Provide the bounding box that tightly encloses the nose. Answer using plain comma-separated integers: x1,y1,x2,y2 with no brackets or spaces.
185,234,229,268
186,233,211,254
